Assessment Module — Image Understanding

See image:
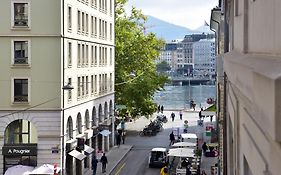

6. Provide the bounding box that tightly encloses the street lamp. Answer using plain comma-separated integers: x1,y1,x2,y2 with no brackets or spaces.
61,83,74,175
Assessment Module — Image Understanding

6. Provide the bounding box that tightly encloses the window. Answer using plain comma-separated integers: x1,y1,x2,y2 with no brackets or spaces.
94,46,97,65
77,77,81,97
110,73,112,91
82,76,85,96
68,6,72,30
68,78,72,101
104,47,107,65
109,48,112,66
82,12,85,33
13,41,29,64
86,76,89,95
109,23,112,41
91,75,94,94
94,75,97,94
5,119,37,144
13,79,28,102
77,10,81,32
91,45,94,65
66,117,73,140
13,3,29,27
86,45,89,65
91,16,94,36
77,44,81,66
82,44,85,65
68,42,72,67
86,14,89,34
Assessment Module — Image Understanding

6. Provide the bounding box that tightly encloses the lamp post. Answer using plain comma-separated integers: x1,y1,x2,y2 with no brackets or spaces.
61,83,74,175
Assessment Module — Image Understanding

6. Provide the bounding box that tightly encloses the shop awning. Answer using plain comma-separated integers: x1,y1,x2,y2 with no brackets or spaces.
168,148,195,158
172,142,197,148
84,145,94,154
68,150,86,161
26,164,61,175
99,130,111,136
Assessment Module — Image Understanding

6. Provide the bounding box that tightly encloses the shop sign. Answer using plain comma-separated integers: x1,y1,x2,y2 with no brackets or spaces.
2,145,37,156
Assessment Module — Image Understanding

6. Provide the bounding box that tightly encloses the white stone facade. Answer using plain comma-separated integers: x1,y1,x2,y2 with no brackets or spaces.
0,0,115,174
193,39,216,79
222,0,281,175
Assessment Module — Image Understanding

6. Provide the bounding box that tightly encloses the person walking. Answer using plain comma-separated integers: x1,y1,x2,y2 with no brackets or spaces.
91,155,98,175
116,133,121,147
157,105,161,113
100,153,108,173
202,142,208,154
179,110,183,120
122,132,126,144
171,112,175,122
169,132,175,146
161,105,164,113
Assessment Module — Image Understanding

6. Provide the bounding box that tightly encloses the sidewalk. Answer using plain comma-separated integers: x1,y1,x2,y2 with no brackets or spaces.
96,145,132,175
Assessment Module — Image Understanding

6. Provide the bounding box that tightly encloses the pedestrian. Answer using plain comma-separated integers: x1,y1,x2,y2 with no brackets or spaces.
160,165,169,175
179,110,183,120
157,105,161,113
116,133,121,147
91,155,98,175
169,132,175,146
161,105,164,113
202,142,208,154
171,112,175,122
210,115,213,122
100,153,108,173
122,131,126,144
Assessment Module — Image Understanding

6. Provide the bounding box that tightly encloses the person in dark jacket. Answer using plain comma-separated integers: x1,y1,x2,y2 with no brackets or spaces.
92,155,98,175
169,132,175,146
100,153,108,173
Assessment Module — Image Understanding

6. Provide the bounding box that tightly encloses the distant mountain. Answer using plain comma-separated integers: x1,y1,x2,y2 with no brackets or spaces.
145,16,194,42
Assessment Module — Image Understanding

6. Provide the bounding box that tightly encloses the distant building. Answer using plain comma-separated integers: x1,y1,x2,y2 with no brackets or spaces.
158,41,179,72
193,38,216,79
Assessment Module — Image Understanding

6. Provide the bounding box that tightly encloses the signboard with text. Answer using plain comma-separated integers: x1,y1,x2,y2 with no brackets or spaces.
2,145,37,156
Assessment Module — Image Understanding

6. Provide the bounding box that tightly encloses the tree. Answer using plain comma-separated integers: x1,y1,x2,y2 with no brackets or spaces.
115,0,169,118
156,61,171,73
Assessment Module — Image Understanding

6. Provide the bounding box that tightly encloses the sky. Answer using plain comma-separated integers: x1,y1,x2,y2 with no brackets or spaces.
125,0,218,30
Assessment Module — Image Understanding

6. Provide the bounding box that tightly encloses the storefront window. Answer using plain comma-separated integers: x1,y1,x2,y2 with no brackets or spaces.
4,119,37,144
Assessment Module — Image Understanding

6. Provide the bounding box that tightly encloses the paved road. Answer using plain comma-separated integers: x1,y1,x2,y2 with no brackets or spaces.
110,111,207,175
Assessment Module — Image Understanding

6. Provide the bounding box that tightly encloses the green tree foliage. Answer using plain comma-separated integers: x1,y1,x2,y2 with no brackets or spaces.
115,0,169,118
156,61,171,73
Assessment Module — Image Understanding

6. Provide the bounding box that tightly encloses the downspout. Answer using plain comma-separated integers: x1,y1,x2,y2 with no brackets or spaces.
61,0,65,174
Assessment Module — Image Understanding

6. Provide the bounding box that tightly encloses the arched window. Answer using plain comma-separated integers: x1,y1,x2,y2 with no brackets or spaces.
66,116,73,140
85,110,90,129
98,104,102,123
92,107,97,127
5,119,37,144
77,113,82,134
104,102,108,119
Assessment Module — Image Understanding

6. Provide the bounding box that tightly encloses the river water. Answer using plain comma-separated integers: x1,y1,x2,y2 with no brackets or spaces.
153,85,216,110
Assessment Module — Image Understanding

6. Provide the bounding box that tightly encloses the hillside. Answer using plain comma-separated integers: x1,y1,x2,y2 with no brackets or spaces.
145,16,194,41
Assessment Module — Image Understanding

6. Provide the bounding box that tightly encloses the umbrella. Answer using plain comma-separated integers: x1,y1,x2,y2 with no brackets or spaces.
4,165,34,175
172,142,197,148
99,130,111,136
168,148,195,158
27,164,61,175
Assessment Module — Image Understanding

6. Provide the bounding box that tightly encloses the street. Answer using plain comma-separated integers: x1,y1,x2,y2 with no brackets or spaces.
110,110,207,175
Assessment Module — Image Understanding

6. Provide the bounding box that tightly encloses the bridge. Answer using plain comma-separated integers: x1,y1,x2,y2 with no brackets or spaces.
170,76,215,86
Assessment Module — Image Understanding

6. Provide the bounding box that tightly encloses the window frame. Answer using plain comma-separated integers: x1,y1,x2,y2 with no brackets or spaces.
11,77,30,104
11,1,31,29
11,39,31,66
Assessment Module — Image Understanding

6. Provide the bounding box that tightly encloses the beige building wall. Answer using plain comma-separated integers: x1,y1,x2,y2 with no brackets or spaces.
0,0,115,174
223,0,281,175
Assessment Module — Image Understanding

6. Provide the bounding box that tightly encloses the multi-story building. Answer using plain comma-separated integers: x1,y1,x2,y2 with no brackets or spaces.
193,38,216,79
177,34,210,76
0,0,115,174
212,0,281,174
158,41,179,72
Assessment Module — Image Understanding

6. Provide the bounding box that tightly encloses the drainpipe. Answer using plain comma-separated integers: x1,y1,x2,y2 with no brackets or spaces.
62,0,65,174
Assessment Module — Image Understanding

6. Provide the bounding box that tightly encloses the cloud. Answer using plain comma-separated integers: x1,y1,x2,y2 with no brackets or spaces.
125,0,218,29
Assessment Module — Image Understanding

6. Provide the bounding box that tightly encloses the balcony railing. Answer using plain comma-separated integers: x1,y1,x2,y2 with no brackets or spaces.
14,95,28,102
